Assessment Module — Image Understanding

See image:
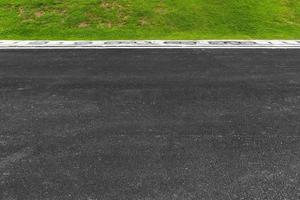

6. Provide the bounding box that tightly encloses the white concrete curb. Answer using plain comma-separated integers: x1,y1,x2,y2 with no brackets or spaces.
0,40,300,49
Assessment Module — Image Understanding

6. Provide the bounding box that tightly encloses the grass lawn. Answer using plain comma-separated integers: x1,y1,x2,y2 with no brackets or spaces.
0,0,300,40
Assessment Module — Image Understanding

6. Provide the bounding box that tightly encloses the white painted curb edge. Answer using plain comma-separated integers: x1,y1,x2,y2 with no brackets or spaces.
0,40,300,49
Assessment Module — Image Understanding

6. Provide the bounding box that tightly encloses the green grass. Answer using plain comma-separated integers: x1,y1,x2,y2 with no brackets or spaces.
0,0,300,39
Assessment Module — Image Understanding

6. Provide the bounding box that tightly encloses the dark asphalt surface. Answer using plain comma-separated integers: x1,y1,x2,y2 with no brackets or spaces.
0,49,299,200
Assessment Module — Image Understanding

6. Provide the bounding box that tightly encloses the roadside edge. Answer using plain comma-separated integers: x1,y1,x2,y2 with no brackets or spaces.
1,40,300,49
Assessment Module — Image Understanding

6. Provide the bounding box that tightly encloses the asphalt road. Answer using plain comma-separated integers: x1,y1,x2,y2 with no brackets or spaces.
0,49,299,200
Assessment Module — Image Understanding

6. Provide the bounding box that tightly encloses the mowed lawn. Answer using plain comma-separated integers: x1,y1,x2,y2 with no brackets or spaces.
0,0,300,40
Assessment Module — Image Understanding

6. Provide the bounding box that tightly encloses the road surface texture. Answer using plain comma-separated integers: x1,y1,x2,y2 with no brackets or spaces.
0,49,299,200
